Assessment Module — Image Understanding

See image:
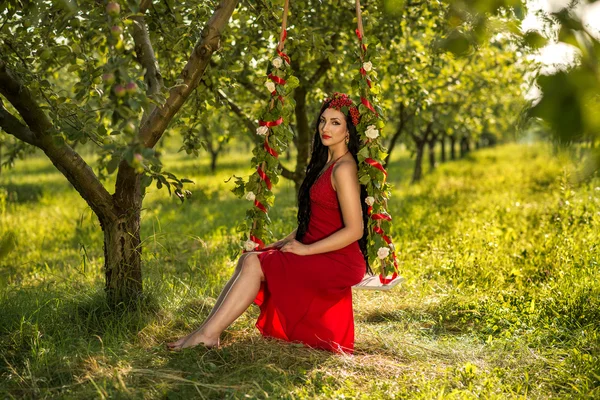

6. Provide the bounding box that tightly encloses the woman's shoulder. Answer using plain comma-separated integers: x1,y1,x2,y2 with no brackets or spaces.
332,156,358,180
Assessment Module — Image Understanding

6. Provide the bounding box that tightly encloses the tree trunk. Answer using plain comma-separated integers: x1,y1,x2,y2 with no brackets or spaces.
460,137,467,158
427,139,436,171
102,211,143,305
293,85,311,193
106,163,144,305
385,129,402,166
412,140,426,183
450,136,456,160
384,103,407,166
440,137,446,162
210,150,218,172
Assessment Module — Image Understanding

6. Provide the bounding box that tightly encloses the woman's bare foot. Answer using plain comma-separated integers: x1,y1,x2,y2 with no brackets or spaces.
167,329,220,351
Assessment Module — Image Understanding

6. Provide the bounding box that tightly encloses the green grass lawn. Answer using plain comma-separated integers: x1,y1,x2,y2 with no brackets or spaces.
0,143,598,399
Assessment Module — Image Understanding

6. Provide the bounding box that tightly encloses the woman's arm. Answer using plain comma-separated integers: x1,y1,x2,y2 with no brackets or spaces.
266,229,297,249
281,161,363,256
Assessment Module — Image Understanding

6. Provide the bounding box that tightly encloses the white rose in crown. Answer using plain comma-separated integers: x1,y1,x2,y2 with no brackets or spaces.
244,239,258,252
246,191,256,201
365,125,379,140
363,61,373,72
272,57,283,69
365,196,375,206
265,80,276,93
256,126,269,136
377,246,390,259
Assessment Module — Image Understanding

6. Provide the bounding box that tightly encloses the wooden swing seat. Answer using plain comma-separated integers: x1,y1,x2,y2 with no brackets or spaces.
352,274,404,291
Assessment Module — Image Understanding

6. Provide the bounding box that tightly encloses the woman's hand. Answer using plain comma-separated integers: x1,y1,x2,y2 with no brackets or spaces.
280,239,311,256
265,239,287,249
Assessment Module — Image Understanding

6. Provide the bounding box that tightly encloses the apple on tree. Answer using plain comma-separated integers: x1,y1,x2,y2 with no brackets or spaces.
113,85,126,97
106,2,121,17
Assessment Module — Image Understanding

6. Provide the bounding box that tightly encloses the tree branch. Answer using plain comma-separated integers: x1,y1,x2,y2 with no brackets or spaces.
130,0,163,126
215,88,258,142
306,33,338,88
279,162,296,180
0,102,39,146
0,61,117,221
231,64,269,101
139,0,239,148
0,61,52,135
306,57,332,89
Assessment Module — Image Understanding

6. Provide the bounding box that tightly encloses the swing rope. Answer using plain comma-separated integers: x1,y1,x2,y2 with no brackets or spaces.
354,0,400,285
236,0,295,252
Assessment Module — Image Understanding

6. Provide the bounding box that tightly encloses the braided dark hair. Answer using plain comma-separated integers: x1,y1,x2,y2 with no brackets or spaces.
295,99,372,274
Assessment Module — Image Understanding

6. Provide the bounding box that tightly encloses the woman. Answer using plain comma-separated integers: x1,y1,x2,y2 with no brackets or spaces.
168,92,370,353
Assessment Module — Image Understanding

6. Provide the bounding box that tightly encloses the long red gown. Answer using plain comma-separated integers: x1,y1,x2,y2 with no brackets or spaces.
253,160,366,353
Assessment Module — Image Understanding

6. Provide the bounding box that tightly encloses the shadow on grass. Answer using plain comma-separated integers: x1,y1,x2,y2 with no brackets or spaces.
0,182,44,203
158,336,333,399
0,284,334,398
359,300,480,337
0,287,161,386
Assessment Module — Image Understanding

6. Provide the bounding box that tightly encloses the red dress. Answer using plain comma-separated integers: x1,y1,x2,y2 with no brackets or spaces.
253,160,366,353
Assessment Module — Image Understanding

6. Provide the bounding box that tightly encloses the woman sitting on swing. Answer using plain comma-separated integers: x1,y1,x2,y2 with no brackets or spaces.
168,92,370,353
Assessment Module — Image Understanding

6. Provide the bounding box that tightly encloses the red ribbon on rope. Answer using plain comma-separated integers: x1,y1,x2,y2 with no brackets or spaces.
268,74,287,86
250,235,265,250
359,67,372,88
257,166,272,190
278,30,291,64
355,28,367,52
254,199,267,213
264,140,279,158
365,158,387,181
368,201,392,223
371,213,392,221
379,272,398,284
258,117,284,128
373,226,399,284
373,226,392,244
361,97,378,116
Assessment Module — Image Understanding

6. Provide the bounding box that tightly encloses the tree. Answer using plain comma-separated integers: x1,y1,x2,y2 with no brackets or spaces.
378,1,527,182
0,0,239,304
445,0,600,170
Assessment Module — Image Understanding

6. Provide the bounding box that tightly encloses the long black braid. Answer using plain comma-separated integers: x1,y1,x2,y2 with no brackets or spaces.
295,100,372,274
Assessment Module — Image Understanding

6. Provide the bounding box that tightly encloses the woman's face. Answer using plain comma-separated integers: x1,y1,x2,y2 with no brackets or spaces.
319,108,348,147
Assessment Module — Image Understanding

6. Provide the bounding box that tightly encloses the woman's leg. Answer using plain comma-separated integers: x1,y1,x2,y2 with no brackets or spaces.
167,253,264,350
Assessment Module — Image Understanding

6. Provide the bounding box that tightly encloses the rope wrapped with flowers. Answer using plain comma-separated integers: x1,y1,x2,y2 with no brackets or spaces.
230,2,298,251
353,1,400,284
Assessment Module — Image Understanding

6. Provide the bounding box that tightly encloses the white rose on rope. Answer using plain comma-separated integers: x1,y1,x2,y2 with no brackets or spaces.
377,246,390,259
272,57,283,69
256,126,269,136
365,125,379,140
365,196,375,206
363,61,373,72
246,191,256,201
265,80,276,93
244,239,258,252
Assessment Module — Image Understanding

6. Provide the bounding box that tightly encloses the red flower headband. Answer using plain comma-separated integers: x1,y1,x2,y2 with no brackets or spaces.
325,92,361,126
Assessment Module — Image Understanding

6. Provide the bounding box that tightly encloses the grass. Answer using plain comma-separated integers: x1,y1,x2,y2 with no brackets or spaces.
0,142,599,399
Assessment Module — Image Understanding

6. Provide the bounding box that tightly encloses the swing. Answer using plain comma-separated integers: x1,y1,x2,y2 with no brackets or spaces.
236,0,403,291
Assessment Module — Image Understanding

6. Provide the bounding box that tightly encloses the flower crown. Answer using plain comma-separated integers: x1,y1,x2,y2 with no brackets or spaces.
325,92,361,126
